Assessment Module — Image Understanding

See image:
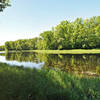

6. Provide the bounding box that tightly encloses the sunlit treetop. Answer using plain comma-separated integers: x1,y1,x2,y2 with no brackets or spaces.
0,0,10,11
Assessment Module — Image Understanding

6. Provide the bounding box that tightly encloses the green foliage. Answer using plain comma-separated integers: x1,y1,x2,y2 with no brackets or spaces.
3,16,100,50
0,45,5,51
37,31,54,50
5,38,38,51
0,0,10,11
96,16,100,24
0,62,100,100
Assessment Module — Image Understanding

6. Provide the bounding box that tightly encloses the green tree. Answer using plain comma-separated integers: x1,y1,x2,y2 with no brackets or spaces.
4,16,100,51
37,31,54,50
54,20,73,49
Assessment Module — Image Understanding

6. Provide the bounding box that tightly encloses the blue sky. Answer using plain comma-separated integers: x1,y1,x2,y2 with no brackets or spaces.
0,0,100,45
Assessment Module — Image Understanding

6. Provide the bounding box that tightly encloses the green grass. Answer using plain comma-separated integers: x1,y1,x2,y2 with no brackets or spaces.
0,63,100,100
5,49,100,54
32,49,100,54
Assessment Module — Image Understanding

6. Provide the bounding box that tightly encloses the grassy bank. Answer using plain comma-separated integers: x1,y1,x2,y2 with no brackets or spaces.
0,63,100,100
33,49,100,54
5,49,100,54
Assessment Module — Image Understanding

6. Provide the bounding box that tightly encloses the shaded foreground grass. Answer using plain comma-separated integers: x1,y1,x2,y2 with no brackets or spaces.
0,63,100,100
6,49,100,54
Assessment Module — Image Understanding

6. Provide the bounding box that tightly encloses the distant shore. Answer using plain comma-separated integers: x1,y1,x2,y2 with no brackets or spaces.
2,49,100,54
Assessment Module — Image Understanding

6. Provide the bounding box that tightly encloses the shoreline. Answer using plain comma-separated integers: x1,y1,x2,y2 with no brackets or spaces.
1,49,100,54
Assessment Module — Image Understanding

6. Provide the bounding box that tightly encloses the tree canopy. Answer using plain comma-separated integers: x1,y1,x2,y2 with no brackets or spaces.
0,0,10,11
1,16,100,51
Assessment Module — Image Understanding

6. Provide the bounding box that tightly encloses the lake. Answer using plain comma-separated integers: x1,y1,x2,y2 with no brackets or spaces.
0,52,100,76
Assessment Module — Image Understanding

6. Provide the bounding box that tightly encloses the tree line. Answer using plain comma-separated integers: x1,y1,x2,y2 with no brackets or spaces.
1,16,100,51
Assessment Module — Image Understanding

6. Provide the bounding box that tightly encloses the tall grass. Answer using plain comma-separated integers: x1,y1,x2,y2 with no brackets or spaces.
0,63,100,100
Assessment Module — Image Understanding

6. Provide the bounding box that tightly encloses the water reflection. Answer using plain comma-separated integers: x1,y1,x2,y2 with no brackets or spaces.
0,53,44,68
0,52,100,76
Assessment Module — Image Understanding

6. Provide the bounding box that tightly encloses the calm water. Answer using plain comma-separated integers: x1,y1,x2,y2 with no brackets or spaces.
0,52,100,76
